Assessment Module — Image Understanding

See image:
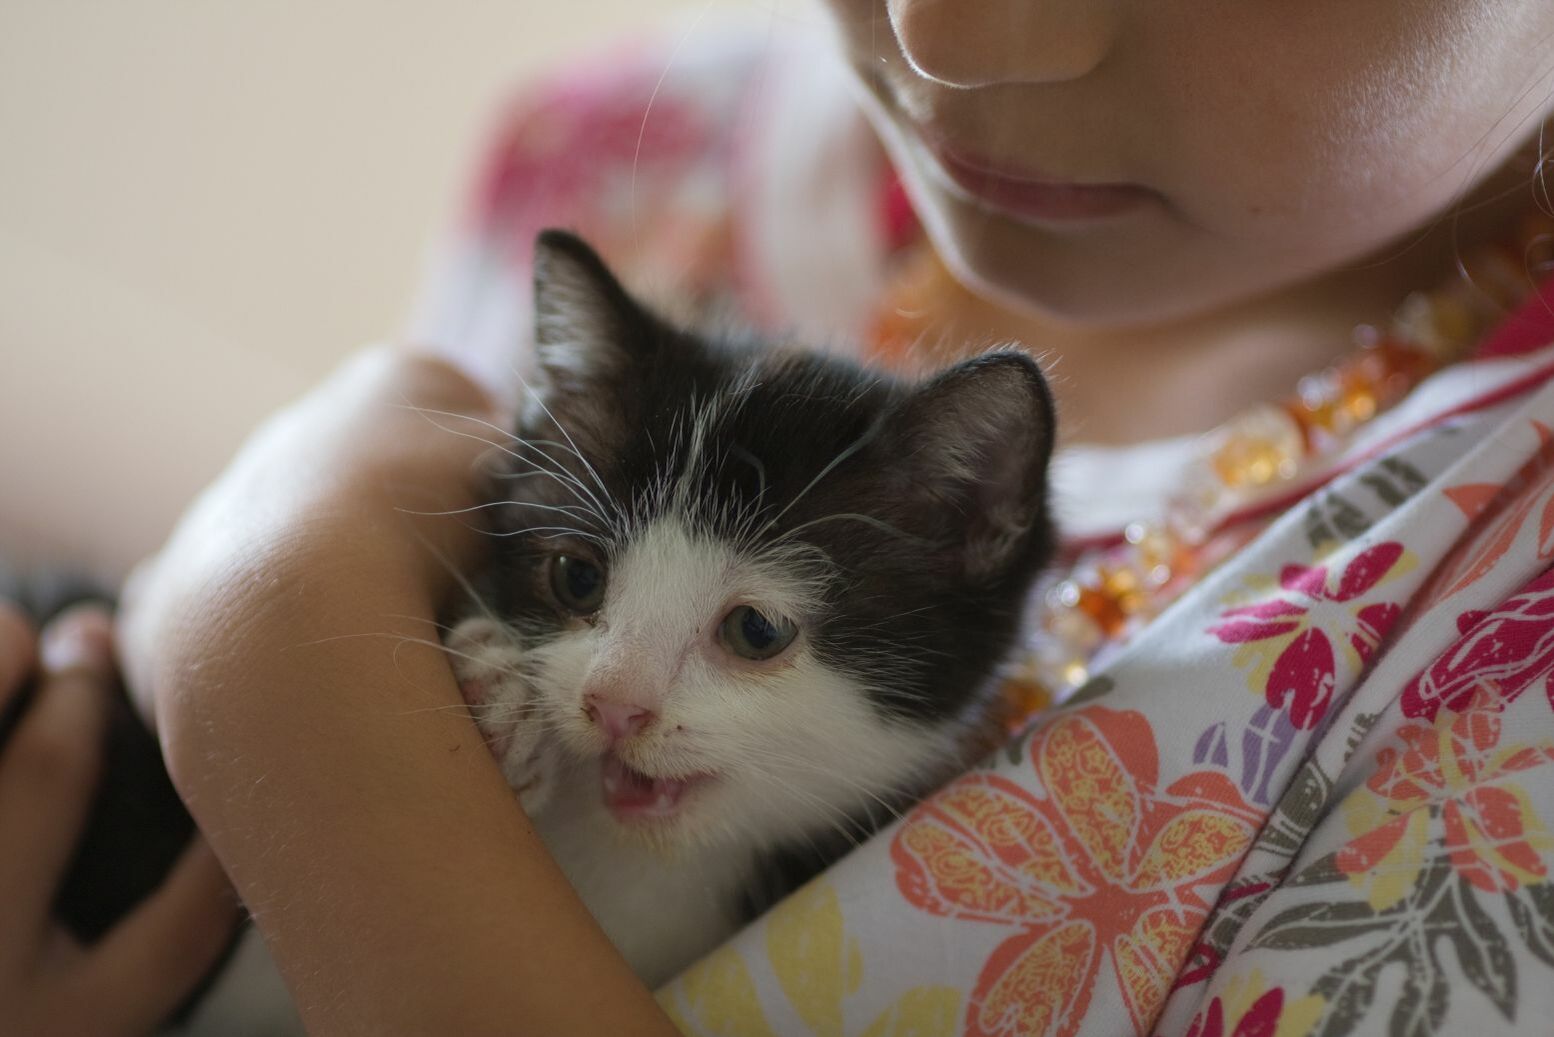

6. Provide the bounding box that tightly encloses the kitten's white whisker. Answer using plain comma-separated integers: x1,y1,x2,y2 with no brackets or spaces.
406,402,614,526
511,370,621,520
753,429,876,540
486,525,608,543
777,511,918,543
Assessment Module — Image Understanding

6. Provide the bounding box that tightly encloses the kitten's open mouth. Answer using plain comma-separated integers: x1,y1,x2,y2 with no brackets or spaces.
601,754,714,822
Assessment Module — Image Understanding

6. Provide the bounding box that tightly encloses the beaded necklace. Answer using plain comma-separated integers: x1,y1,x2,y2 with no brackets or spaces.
865,210,1554,730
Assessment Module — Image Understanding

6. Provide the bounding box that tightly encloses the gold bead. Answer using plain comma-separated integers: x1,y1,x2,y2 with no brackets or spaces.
1209,404,1304,489
1125,522,1178,586
1099,564,1146,616
998,674,1052,729
1060,658,1090,690
1046,602,1105,653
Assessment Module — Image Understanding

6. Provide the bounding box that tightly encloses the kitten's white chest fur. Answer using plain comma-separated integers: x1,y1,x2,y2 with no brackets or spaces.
535,765,751,986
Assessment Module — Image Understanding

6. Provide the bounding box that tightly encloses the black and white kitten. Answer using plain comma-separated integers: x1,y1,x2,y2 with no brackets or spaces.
444,230,1057,985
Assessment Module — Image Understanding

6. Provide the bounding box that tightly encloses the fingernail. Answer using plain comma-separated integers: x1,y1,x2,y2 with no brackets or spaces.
41,606,114,677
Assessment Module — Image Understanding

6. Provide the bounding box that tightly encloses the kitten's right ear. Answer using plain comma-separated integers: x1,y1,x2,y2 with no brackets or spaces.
876,350,1056,582
531,229,651,394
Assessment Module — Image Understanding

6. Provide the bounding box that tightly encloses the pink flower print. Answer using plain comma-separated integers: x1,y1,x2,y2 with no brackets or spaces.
1209,543,1408,729
1401,566,1554,721
1183,987,1287,1037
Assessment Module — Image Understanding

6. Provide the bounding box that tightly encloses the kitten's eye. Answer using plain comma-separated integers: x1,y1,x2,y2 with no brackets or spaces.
719,605,798,661
549,554,606,613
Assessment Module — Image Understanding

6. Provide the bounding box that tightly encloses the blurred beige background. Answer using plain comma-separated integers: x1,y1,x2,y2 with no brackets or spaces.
0,1,807,580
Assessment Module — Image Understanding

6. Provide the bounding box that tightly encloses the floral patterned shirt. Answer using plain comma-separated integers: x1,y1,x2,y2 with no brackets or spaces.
412,23,1554,1037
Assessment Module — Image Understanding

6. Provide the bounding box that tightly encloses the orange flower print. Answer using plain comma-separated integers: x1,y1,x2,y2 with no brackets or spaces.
1336,687,1554,909
1417,419,1554,611
891,707,1260,1037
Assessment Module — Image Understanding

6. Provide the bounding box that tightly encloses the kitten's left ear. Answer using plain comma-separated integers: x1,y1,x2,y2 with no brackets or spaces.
531,229,653,394
879,350,1056,580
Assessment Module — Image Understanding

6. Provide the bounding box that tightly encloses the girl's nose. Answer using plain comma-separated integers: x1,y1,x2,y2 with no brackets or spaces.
886,0,1120,88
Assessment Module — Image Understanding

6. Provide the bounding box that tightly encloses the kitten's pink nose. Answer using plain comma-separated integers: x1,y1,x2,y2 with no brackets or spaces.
584,696,655,742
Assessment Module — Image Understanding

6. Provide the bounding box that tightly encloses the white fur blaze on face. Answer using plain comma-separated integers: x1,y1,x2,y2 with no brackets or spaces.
508,515,958,846
448,516,960,850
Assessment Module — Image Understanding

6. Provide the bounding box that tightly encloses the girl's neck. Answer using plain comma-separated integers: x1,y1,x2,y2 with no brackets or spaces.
917,165,1540,448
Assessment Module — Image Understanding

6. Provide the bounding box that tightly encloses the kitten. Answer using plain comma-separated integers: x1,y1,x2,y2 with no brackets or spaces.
444,230,1057,985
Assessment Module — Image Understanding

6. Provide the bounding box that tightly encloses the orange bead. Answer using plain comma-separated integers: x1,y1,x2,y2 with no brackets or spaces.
1074,582,1129,638
1371,335,1435,381
1336,363,1379,424
1296,371,1355,440
1100,565,1147,616
1046,601,1105,653
998,674,1052,730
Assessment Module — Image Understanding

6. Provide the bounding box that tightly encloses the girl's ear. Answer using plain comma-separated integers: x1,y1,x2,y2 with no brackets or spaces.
876,350,1056,580
530,229,655,395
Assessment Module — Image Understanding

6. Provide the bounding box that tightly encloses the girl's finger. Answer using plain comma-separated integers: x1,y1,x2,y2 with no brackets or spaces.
37,922,88,974
0,606,113,940
0,599,38,712
76,837,240,1037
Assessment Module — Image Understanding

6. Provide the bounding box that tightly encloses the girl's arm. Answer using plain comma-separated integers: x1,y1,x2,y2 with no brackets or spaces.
119,348,679,1036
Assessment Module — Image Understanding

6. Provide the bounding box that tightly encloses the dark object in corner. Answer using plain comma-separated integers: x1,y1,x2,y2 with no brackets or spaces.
0,565,196,940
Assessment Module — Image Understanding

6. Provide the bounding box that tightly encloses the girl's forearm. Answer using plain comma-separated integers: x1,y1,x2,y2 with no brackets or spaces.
155,533,678,1036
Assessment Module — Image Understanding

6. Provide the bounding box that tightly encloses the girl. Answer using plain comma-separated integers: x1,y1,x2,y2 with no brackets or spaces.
13,0,1554,1033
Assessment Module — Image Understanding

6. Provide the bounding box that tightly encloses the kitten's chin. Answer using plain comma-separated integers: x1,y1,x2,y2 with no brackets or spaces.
600,754,718,828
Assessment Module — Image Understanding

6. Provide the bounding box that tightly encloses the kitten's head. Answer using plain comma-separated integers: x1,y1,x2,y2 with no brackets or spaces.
449,230,1055,850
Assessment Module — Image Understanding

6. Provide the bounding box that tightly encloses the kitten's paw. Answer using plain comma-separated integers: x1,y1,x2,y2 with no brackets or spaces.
505,736,562,815
446,616,558,813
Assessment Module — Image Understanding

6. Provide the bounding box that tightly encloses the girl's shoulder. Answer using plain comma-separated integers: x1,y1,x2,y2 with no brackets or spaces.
412,18,894,397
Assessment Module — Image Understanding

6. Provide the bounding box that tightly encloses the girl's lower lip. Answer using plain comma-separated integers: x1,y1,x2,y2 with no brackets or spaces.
924,141,1153,223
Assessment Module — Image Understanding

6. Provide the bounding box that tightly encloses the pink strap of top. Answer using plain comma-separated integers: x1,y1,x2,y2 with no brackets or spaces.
1474,272,1554,359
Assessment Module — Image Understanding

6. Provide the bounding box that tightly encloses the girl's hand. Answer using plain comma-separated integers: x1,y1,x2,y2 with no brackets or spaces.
0,602,237,1037
117,346,676,1036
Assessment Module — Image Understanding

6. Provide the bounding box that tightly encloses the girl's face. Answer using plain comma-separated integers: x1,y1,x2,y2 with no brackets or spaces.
823,0,1554,325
